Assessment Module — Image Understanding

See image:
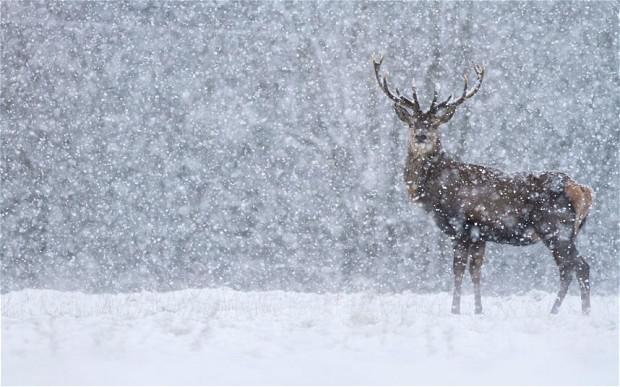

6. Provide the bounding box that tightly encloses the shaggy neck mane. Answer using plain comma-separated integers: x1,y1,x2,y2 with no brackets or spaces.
403,141,448,201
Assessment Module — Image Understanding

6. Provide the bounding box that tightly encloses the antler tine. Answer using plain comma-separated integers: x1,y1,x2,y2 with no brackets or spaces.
465,64,485,99
427,84,438,112
435,64,485,123
399,95,421,116
461,73,469,98
429,83,455,113
410,77,421,111
372,54,400,103
372,55,421,114
474,64,484,76
431,94,453,113
445,64,484,109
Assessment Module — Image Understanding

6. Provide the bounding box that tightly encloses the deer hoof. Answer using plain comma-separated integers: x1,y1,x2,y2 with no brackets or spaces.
475,307,483,314
451,306,460,314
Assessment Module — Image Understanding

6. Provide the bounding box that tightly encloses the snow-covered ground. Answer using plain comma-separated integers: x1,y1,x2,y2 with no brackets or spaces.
2,288,618,385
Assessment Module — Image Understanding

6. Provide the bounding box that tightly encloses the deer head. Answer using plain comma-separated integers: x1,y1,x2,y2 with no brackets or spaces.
373,55,484,156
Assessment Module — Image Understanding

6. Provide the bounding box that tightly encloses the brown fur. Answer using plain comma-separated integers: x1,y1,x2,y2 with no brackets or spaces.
374,57,593,314
406,185,419,200
565,180,593,235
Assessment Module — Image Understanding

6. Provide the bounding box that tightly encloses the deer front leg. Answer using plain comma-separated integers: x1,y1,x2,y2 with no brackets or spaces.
468,241,486,314
451,241,468,314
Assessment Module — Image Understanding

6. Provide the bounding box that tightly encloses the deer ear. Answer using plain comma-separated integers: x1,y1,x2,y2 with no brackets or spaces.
393,104,414,123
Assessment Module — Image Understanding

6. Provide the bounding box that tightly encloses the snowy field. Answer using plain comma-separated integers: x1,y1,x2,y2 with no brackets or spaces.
2,288,618,386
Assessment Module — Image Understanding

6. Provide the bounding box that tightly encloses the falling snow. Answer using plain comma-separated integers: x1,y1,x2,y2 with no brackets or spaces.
1,1,618,385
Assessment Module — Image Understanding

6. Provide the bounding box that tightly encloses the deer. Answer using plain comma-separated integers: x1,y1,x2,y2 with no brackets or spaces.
372,55,593,315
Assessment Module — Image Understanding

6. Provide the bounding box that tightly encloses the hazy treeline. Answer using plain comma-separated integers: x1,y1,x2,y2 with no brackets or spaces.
1,1,618,294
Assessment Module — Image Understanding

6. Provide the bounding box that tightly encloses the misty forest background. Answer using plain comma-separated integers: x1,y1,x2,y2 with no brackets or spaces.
1,2,618,294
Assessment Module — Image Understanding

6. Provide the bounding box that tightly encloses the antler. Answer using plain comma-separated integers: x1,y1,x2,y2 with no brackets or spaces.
429,87,452,114
372,55,399,103
373,56,484,123
437,64,484,122
450,64,484,108
372,54,421,115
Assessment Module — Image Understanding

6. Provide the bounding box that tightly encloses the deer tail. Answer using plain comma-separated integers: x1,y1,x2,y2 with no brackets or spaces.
564,180,593,237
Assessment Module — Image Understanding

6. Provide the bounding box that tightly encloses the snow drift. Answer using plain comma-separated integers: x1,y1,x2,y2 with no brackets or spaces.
2,288,618,385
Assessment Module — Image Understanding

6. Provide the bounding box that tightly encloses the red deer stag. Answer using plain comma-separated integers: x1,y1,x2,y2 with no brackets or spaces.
373,56,593,315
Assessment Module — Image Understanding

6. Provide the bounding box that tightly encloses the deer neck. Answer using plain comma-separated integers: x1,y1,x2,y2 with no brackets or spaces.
404,140,445,201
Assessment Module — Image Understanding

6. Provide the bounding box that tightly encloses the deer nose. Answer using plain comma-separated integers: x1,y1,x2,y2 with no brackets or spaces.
415,134,428,142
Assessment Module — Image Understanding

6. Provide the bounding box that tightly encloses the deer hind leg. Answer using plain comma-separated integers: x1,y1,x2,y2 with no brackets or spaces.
545,238,577,314
576,256,590,314
564,180,592,314
468,241,486,314
564,180,593,237
451,241,468,314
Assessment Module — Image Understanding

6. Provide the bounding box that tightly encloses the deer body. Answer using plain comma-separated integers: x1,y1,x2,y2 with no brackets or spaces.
405,148,583,246
374,56,592,315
